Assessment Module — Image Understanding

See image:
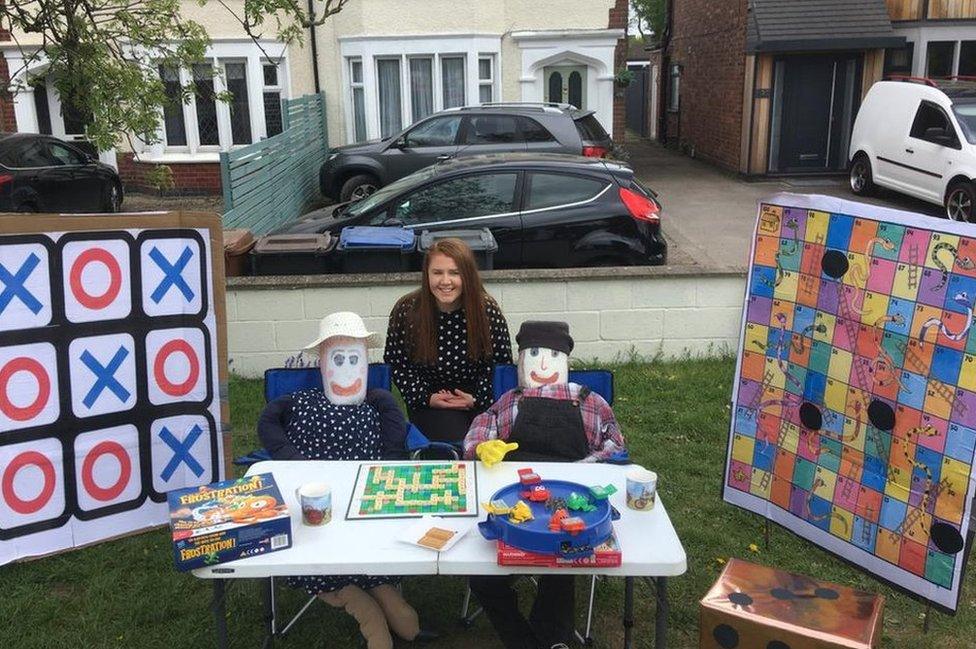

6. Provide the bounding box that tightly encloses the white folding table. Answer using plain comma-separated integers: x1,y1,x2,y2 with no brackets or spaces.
193,460,687,648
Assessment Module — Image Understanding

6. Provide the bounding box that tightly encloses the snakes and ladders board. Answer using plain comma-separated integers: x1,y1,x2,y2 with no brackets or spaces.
725,193,976,612
346,462,478,519
0,213,229,565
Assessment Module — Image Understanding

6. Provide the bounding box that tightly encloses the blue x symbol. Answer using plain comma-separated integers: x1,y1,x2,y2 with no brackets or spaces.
149,246,194,304
159,424,205,481
80,346,131,408
0,252,43,315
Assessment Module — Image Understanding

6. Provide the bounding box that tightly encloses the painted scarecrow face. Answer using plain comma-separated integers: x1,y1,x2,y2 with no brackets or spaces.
518,346,569,389
320,336,368,405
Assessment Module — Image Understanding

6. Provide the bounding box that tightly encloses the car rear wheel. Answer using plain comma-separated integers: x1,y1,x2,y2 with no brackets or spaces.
103,182,123,212
849,155,874,196
340,174,379,203
945,182,976,223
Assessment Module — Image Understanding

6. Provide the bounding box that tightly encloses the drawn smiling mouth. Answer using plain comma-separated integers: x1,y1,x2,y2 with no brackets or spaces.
529,371,559,385
330,379,363,396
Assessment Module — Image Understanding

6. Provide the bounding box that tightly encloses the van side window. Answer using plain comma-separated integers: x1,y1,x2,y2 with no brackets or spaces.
910,103,959,147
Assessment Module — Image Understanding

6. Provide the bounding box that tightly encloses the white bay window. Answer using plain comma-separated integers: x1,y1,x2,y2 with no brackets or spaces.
147,41,289,161
340,35,501,143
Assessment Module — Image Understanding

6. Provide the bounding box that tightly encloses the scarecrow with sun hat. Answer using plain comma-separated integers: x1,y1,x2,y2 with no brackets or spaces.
461,320,626,649
257,311,436,649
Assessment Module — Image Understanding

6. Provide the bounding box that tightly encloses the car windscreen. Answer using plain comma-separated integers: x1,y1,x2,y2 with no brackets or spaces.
344,165,441,217
952,102,976,144
574,114,610,143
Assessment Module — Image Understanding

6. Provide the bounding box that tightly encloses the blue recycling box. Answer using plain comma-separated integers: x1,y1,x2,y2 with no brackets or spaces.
337,226,415,273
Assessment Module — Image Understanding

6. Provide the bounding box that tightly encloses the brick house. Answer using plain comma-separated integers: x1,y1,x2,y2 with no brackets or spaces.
656,0,976,176
0,0,631,196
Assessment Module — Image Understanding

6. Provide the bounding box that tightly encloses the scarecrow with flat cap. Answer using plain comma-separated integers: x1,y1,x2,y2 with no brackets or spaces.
461,320,626,649
258,312,436,649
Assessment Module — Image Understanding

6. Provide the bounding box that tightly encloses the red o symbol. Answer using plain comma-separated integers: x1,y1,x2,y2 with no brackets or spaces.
69,248,122,310
154,340,200,397
0,357,51,421
2,451,56,514
81,440,131,502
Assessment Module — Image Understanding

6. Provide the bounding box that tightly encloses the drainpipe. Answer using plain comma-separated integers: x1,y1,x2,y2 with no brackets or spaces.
659,0,674,143
308,0,321,94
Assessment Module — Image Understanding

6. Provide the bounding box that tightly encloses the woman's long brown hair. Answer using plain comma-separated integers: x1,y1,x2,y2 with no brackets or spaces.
395,238,495,365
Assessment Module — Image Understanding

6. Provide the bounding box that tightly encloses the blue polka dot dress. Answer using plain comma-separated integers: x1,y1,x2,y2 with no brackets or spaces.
285,389,398,595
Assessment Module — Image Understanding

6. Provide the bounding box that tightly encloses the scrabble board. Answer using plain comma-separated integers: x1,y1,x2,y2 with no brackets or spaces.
725,194,976,611
346,462,478,519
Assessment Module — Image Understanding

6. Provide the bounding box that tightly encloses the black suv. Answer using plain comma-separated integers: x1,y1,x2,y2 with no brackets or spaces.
288,153,666,268
320,103,614,202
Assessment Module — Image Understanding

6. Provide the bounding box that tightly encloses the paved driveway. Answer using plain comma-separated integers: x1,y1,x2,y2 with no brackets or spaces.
628,140,944,272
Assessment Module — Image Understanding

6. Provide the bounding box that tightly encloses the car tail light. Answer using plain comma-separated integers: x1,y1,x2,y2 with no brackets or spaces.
582,146,609,158
0,174,12,193
619,187,660,223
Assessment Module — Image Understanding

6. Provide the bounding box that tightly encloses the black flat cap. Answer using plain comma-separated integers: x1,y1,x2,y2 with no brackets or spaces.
516,321,574,355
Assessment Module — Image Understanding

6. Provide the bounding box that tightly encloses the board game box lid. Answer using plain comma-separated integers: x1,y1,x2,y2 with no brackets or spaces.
167,473,289,541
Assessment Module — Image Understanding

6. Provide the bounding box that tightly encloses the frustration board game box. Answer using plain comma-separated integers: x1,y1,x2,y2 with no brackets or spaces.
497,530,621,567
167,474,291,571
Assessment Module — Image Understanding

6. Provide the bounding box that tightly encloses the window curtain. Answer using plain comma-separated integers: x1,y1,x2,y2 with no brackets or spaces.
442,57,465,109
225,62,252,145
377,59,403,138
160,66,188,145
410,58,433,122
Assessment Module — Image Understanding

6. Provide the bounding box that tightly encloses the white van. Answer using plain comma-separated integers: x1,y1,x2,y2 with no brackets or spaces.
849,79,976,222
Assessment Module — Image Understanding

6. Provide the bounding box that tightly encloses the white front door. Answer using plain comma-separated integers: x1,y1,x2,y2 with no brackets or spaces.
544,66,587,109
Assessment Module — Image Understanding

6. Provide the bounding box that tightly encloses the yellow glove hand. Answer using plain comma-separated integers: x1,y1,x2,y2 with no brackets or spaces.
476,440,519,467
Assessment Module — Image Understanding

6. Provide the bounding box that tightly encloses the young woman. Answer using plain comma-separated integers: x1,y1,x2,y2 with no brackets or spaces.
384,238,512,444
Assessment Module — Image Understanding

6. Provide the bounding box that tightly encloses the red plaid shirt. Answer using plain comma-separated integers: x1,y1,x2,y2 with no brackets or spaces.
462,383,626,463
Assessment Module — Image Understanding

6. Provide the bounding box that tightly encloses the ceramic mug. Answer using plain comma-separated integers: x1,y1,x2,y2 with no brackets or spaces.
296,482,331,526
626,467,657,511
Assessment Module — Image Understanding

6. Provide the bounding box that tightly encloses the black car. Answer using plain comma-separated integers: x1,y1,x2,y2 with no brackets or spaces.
320,103,614,202
285,153,666,268
0,133,123,213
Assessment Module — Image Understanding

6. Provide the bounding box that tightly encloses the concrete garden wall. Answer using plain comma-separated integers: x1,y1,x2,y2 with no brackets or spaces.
225,267,747,377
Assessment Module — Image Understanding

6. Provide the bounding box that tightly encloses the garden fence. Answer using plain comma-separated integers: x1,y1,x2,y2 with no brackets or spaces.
221,93,328,234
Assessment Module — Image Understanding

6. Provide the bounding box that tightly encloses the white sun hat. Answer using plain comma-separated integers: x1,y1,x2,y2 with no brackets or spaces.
303,312,381,352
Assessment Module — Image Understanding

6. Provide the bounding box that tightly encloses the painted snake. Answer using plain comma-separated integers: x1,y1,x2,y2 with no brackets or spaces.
919,291,974,343
931,241,976,291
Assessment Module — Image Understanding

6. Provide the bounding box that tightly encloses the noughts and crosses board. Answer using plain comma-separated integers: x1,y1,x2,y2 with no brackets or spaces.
725,194,976,612
0,213,228,565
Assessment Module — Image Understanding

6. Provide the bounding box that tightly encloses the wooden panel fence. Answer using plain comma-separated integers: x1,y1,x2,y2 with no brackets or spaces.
221,93,328,234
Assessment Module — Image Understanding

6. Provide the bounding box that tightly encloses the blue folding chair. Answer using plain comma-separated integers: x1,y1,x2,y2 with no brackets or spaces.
242,364,453,638
234,364,457,466
460,364,627,644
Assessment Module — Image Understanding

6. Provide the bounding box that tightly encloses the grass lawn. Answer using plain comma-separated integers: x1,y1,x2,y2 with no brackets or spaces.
2,357,971,648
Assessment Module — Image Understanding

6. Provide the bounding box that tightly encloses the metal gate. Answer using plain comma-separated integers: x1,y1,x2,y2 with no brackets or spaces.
625,66,650,138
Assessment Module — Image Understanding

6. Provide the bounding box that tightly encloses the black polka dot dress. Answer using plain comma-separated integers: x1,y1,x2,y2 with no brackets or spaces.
385,298,513,412
284,389,397,595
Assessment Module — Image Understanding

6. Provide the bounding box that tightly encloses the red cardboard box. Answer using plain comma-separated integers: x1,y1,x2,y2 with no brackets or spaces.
498,530,621,567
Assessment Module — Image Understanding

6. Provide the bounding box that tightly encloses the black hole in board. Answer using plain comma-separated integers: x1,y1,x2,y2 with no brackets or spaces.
868,399,896,431
713,624,739,648
728,592,753,607
800,402,823,431
821,250,850,278
767,642,792,649
814,588,839,600
931,522,965,554
771,587,795,600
